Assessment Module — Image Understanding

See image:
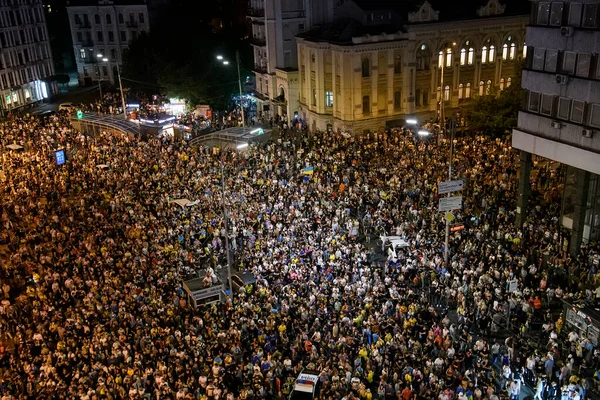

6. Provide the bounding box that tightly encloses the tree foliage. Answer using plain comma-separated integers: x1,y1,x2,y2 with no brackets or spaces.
466,63,524,138
121,0,251,110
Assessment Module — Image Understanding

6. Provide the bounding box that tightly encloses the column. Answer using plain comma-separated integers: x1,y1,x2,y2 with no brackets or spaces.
516,150,531,228
569,168,591,258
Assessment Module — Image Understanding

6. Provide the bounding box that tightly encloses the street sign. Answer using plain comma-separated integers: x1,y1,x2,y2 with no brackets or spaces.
444,212,454,222
438,196,462,212
77,110,83,119
438,180,464,195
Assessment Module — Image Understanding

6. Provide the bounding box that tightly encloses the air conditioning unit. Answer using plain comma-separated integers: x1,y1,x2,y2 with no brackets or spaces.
550,121,563,129
560,26,574,36
582,129,595,138
556,74,568,84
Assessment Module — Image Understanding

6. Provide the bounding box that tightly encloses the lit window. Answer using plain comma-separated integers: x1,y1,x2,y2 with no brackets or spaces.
466,83,471,98
444,85,450,101
458,83,463,99
467,48,474,65
325,91,333,107
500,78,505,90
80,49,86,59
502,44,508,60
479,81,484,96
488,45,495,63
482,46,488,64
446,49,452,67
523,44,527,58
438,51,443,68
509,43,516,60
460,49,466,66
507,77,512,87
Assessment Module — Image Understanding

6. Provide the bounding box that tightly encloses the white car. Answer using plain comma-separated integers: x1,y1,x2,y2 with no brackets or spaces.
58,103,75,112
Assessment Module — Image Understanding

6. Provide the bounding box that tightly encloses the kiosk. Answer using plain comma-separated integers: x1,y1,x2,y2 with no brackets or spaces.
182,277,226,308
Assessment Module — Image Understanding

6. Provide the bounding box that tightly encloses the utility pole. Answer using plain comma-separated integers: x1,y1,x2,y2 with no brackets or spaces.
443,118,456,265
117,63,127,120
221,163,233,302
236,50,245,132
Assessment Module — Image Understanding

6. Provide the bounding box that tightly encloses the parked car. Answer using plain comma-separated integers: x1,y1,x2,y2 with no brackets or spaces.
231,271,257,292
58,102,75,112
290,370,321,400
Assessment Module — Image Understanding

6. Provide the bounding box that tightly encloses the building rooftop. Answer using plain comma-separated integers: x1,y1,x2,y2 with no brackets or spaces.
66,0,147,6
297,18,403,45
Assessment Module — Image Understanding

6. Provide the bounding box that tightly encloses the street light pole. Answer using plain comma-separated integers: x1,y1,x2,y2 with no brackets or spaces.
116,63,127,120
220,163,234,303
443,118,456,265
236,50,245,132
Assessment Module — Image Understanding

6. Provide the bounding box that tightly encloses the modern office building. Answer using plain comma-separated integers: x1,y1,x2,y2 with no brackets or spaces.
513,0,600,255
66,0,149,85
0,0,55,114
295,0,529,133
248,0,337,123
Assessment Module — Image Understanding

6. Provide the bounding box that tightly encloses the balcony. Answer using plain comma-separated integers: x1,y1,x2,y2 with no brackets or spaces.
250,36,266,46
247,7,264,18
281,10,305,19
253,64,268,74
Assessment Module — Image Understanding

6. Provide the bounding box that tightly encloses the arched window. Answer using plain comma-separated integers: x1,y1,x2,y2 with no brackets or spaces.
509,43,516,60
444,85,450,101
362,95,370,115
486,80,492,94
106,14,112,24
522,43,527,58
94,14,100,24
479,80,485,96
118,13,124,24
488,45,495,62
466,83,471,98
438,51,443,68
467,48,474,65
361,58,370,78
507,77,512,87
460,48,466,66
416,44,431,71
446,48,452,67
481,46,488,64
394,54,402,74
502,44,508,60
500,78,505,90
458,83,464,99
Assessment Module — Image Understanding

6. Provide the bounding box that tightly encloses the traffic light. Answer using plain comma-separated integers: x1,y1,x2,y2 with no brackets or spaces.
77,110,83,119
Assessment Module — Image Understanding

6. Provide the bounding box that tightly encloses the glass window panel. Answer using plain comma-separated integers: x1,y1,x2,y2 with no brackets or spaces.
468,48,474,65
537,2,551,25
545,49,558,72
557,97,571,119
571,99,585,123
550,2,564,26
533,48,546,70
541,94,553,115
577,53,591,77
460,49,466,65
563,51,576,74
529,91,540,112
583,4,598,28
590,104,600,128
569,2,582,26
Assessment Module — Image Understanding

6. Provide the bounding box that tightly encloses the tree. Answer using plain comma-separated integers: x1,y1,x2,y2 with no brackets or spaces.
467,63,524,138
120,0,251,111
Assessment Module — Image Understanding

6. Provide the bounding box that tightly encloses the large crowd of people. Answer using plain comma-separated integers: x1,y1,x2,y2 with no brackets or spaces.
0,111,598,400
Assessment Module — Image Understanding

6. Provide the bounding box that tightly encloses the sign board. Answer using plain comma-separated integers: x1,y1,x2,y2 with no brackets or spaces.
438,180,464,195
76,110,83,119
190,284,224,301
438,196,462,212
445,212,455,222
507,279,518,293
54,149,66,166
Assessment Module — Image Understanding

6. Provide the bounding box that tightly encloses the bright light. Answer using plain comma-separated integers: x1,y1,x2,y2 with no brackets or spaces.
250,128,261,134
217,55,223,60
97,54,103,58
102,58,108,62
223,61,230,65
237,143,249,149
417,130,431,136
406,118,417,125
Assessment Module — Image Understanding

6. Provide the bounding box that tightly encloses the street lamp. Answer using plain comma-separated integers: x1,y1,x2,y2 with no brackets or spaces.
406,118,418,125
417,130,431,136
217,51,245,132
100,56,128,120
96,53,104,99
